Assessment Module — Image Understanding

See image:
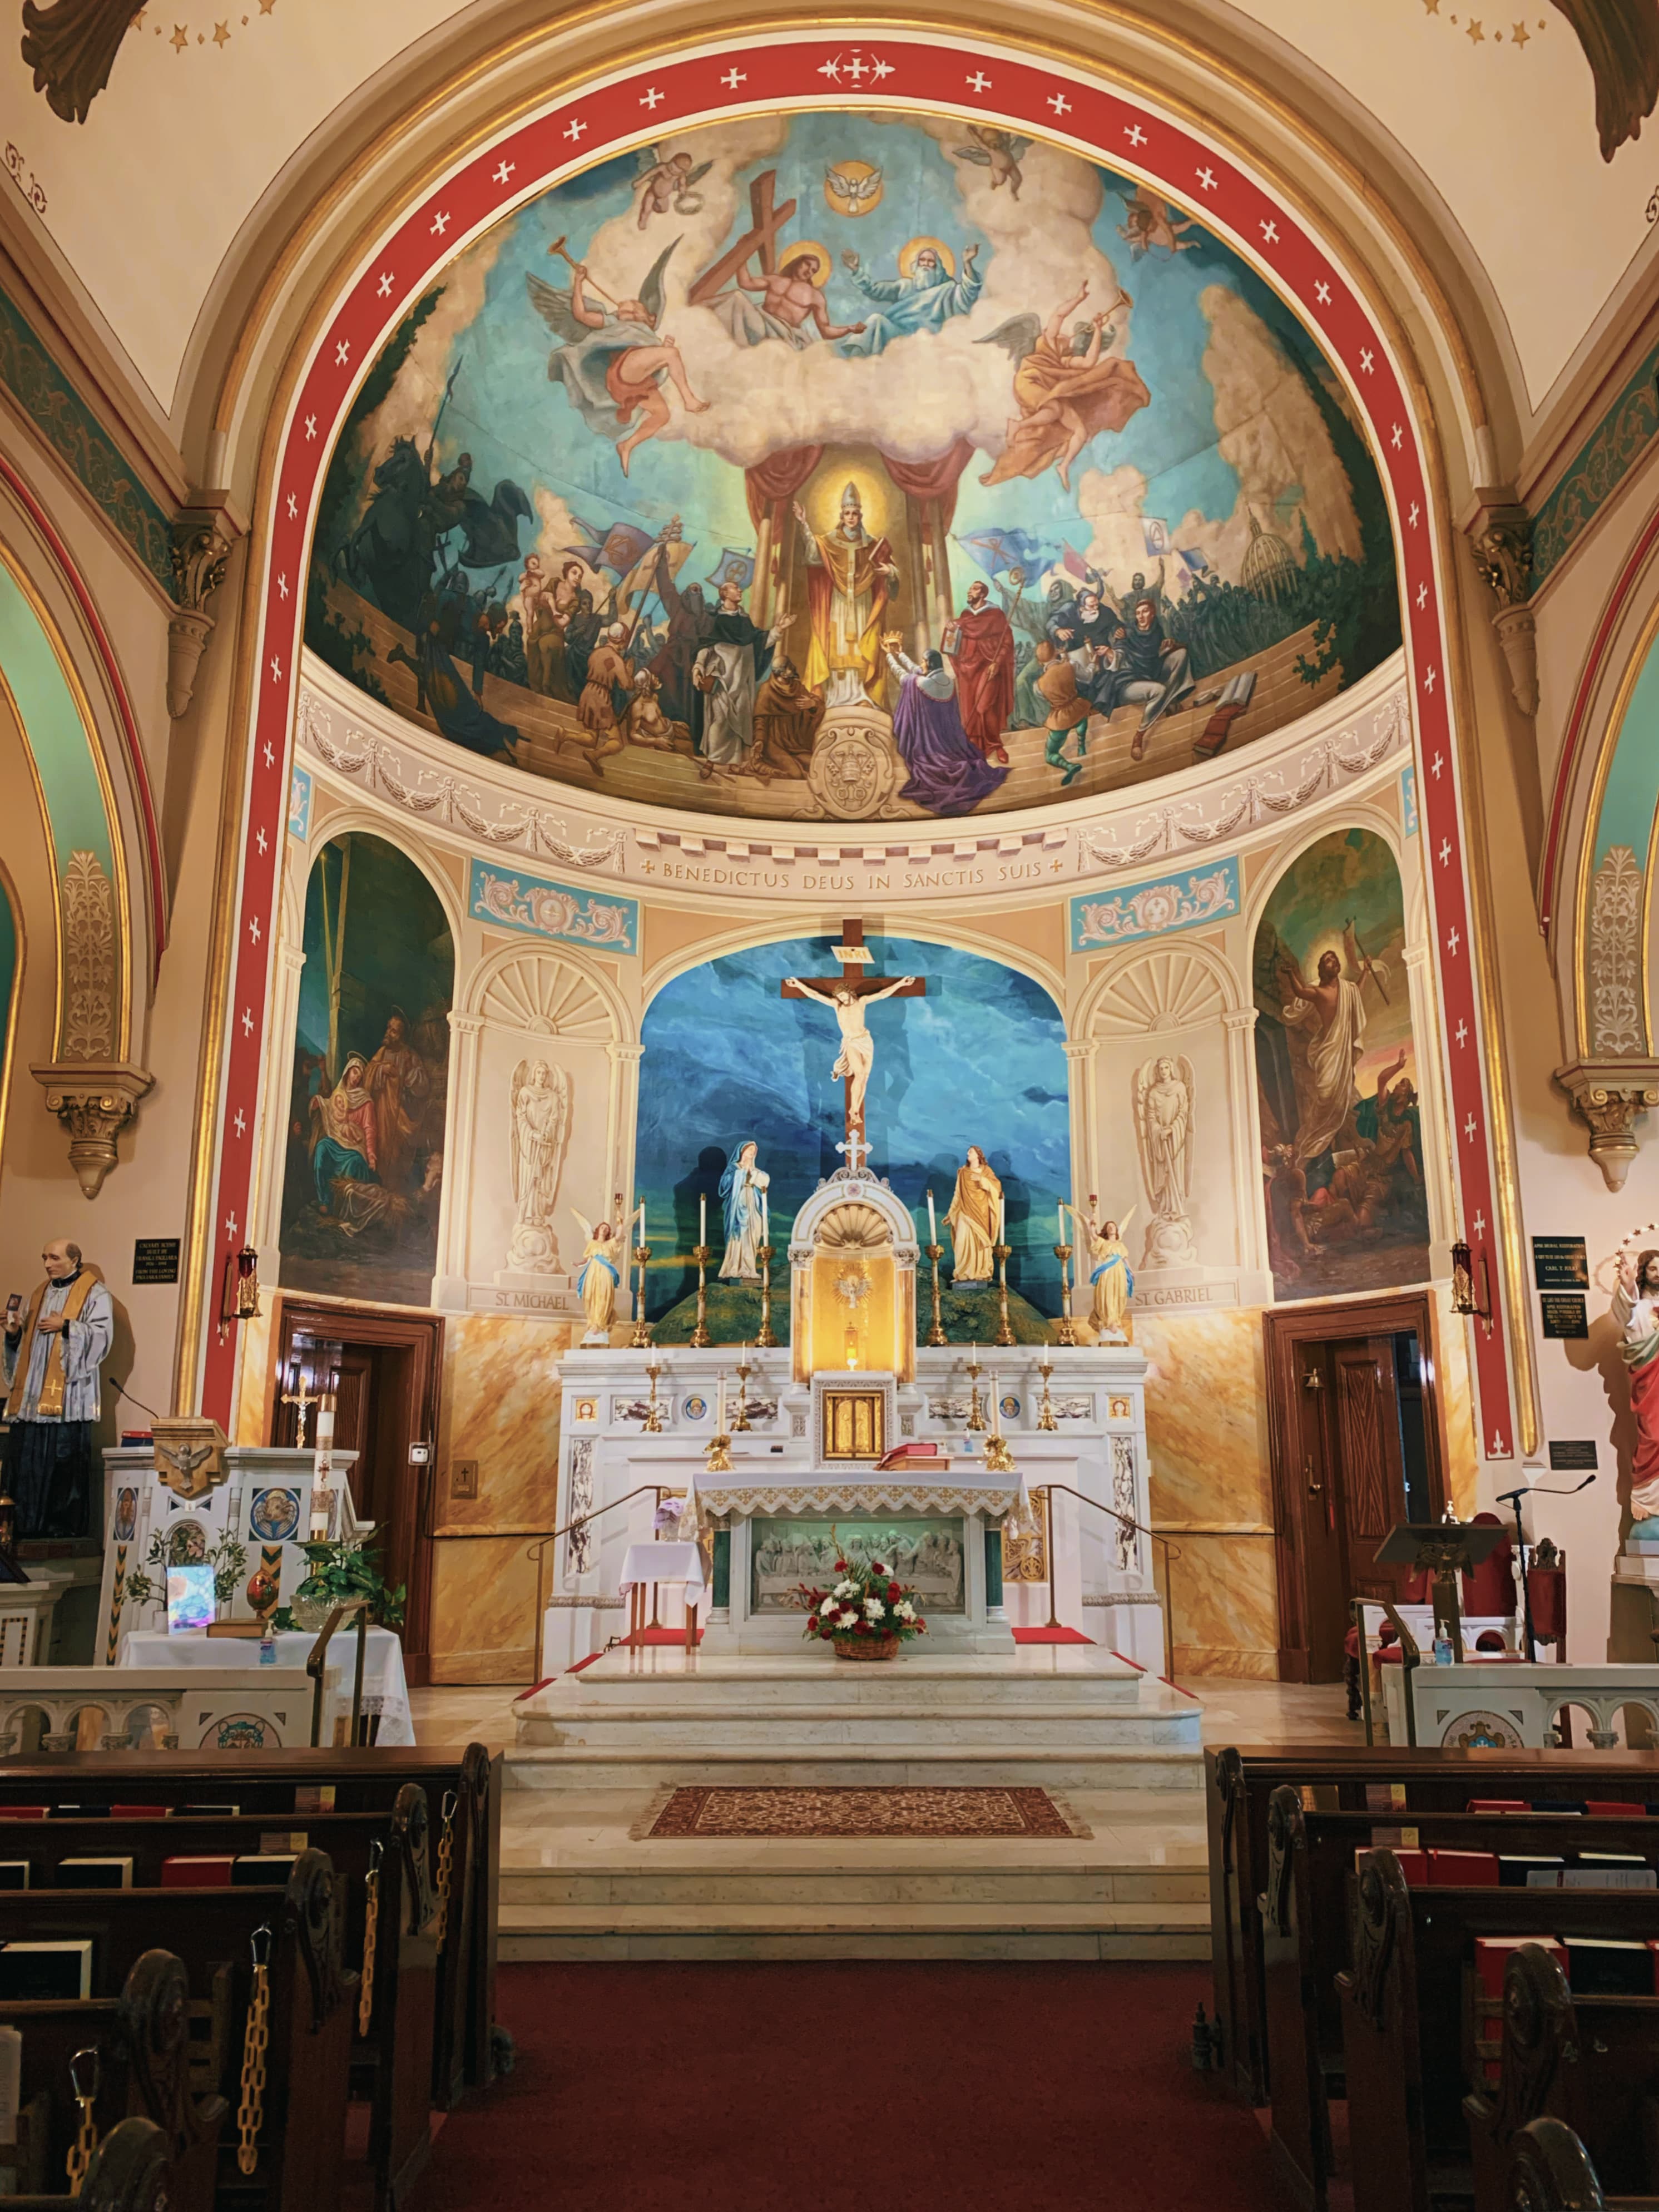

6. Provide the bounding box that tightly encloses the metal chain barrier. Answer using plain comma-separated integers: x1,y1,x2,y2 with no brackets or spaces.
358,1841,382,2038
236,1924,273,2175
433,1790,457,1956
65,2046,100,2198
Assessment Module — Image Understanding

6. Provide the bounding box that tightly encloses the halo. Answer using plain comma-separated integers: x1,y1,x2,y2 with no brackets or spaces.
807,463,886,538
898,235,955,279
777,239,832,286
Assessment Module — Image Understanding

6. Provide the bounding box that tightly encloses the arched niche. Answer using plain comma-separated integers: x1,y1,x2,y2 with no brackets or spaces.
275,830,455,1309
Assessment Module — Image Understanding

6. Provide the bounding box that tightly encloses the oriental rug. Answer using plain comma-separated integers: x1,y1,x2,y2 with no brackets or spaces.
644,1785,1086,1839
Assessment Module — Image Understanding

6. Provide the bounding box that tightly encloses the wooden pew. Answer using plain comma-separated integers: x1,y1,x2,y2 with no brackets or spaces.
1506,2117,1659,2212
1259,1787,1659,2206
0,1743,499,2108
351,1783,440,2212
0,1950,223,2210
0,1852,355,2212
1207,1744,1659,2106
1468,1942,1659,2209
1339,1848,1659,2212
8,2115,181,2212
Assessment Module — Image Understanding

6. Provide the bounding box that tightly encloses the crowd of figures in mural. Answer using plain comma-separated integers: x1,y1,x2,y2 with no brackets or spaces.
308,107,1399,823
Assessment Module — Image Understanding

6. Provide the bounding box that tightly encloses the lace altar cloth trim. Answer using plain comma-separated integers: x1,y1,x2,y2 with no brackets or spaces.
644,1784,1086,1839
1082,1591,1163,1606
702,1482,1017,1517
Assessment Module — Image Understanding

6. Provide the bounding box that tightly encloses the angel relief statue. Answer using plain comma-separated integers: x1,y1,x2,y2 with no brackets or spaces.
1133,1052,1197,1268
977,282,1150,491
525,237,709,476
506,1058,572,1275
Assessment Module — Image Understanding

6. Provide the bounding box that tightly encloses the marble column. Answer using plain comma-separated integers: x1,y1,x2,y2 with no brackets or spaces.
1062,1037,1098,1313
606,1041,644,1314
253,943,306,1269
433,1012,484,1309
1222,1005,1269,1278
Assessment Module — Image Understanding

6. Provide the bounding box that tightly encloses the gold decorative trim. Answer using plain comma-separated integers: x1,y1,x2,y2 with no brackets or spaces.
0,851,26,1200
1573,592,1659,1061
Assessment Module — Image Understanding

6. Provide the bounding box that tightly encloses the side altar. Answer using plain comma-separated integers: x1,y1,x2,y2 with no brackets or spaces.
541,1161,1159,1673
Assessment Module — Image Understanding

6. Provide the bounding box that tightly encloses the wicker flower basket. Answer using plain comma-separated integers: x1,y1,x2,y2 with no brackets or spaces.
833,1632,901,1662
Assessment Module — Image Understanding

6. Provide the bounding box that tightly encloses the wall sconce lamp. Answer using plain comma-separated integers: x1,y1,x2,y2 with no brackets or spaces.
1450,1240,1491,1320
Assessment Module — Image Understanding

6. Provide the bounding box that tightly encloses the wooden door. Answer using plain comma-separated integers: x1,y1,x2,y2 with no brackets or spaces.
1262,1294,1449,1684
1332,1338,1410,1609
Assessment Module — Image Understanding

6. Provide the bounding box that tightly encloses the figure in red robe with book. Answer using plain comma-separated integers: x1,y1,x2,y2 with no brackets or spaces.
949,580,1016,765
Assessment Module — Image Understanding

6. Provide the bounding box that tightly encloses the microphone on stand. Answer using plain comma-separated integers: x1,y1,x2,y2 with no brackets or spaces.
1493,1476,1594,1660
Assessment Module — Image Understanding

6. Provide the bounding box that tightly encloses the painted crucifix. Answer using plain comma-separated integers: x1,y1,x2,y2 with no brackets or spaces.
783,921,924,1162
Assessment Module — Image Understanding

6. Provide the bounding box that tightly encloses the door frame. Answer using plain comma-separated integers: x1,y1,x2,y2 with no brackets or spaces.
266,1295,445,1686
1262,1290,1450,1682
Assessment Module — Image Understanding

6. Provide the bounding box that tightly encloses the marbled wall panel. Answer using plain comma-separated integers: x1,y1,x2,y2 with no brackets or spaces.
429,1535,541,1683
1162,1532,1280,1679
1434,1283,1480,1517
1138,1305,1274,1526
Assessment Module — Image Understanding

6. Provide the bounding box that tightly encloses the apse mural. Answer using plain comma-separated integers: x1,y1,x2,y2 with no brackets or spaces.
635,934,1069,1317
308,108,1399,823
1252,827,1428,1303
278,833,454,1307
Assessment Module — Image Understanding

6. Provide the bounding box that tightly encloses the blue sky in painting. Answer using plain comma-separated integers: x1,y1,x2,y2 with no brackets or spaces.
635,933,1070,1313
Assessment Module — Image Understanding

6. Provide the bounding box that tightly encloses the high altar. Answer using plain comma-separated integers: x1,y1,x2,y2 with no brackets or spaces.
540,1159,1160,1672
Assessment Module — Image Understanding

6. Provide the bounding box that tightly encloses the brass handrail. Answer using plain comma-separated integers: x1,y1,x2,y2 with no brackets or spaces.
521,1485,670,1686
1031,1481,1182,1684
306,1599,370,1747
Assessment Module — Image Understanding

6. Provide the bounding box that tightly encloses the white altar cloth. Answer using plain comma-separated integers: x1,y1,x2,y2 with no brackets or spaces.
618,1542,706,1601
118,1627,415,1746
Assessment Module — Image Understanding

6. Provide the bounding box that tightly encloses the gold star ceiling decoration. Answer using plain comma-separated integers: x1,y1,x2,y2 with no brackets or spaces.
132,0,277,57
1420,0,1546,46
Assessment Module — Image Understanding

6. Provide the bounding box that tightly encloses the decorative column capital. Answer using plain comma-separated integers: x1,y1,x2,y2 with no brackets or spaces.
1467,494,1537,717
607,1041,646,1065
448,1012,485,1037
1554,1057,1659,1191
1061,1038,1098,1062
1221,1006,1259,1032
167,498,241,721
31,1060,154,1198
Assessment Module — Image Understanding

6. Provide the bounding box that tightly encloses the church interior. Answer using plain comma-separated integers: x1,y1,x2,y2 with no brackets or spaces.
0,2,1657,2205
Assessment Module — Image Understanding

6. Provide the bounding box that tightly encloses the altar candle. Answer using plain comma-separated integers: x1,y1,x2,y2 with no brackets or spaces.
997,1195,1006,1244
1057,1203,1066,1243
637,1200,646,1244
700,1191,707,1248
761,1189,769,1245
990,1376,1001,1434
927,1187,938,1244
717,1375,726,1432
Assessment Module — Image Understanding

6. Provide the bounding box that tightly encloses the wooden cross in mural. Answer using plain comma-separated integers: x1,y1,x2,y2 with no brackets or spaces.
687,171,799,304
781,921,925,1154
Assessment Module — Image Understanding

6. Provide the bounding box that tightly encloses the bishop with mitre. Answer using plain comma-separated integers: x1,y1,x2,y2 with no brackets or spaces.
3,1238,113,1544
793,483,899,709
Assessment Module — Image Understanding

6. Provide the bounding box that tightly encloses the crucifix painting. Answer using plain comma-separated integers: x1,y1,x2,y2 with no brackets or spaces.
783,921,924,1154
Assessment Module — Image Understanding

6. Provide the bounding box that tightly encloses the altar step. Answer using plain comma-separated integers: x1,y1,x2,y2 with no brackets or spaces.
508,1744,1204,1788
499,1901,1211,1962
528,1700,1197,1749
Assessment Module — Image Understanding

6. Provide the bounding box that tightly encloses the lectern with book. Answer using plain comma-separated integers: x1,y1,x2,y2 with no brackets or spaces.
1374,1516,1508,1661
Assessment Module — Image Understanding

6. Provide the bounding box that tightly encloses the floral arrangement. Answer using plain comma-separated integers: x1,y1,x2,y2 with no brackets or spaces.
800,1555,927,1645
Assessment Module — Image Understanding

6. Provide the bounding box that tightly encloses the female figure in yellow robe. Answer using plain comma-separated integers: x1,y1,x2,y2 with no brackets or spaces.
1085,1200,1136,1340
571,1209,623,1342
945,1145,1002,1285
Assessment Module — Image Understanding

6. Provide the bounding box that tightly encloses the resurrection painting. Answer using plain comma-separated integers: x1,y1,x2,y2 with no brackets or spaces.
634,934,1069,1318
308,107,1400,823
278,833,454,1306
1252,827,1429,1303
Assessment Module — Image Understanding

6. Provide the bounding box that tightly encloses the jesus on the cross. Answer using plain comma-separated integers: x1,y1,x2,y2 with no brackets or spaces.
782,921,924,1148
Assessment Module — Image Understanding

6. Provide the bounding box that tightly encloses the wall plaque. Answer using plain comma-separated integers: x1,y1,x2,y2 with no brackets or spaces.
132,1238,181,1285
1547,1439,1598,1472
1540,1293,1588,1339
1532,1236,1589,1290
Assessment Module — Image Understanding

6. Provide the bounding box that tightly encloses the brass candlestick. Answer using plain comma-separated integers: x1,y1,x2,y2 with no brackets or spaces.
642,1360,663,1433
965,1354,987,1432
984,1375,1017,1474
1052,1243,1079,1347
925,1243,947,1347
755,1244,778,1348
690,1243,712,1348
631,1244,653,1347
1037,1356,1058,1432
705,1428,733,1474
993,1241,1017,1347
732,1348,752,1432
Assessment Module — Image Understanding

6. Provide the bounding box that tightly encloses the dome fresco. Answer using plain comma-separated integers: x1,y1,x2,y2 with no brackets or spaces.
308,106,1401,824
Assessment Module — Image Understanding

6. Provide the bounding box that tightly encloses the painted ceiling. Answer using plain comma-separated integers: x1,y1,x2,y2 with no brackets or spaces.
307,103,1398,825
0,2,1652,419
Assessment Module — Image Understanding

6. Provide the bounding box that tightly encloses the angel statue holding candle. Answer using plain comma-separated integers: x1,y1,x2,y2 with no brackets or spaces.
571,1206,624,1340
719,1139,770,1283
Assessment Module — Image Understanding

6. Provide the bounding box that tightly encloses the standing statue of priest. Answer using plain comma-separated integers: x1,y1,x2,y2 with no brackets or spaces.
3,1238,113,1541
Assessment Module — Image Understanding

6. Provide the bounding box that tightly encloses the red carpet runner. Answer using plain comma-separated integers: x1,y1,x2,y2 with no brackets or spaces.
428,1962,1286,2210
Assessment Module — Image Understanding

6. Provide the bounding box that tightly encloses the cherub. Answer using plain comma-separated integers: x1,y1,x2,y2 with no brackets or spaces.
1115,186,1200,260
632,146,713,230
526,241,710,476
954,124,1032,199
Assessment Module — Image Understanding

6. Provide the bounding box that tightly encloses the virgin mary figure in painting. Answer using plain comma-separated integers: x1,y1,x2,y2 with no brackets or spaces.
310,1056,378,1211
946,1146,1002,1286
719,1140,771,1281
1616,1249,1659,1530
884,639,1005,816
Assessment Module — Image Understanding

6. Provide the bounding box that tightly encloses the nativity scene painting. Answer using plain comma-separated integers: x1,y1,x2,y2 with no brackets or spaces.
278,834,454,1308
309,107,1400,823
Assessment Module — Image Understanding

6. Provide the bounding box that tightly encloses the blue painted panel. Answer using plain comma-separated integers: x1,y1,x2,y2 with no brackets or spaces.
468,859,637,953
1070,859,1239,951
